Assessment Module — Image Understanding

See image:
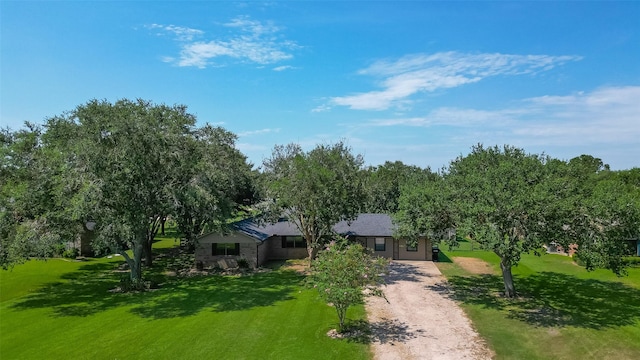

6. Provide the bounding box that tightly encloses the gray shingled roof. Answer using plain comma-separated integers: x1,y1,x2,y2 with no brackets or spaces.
333,214,395,237
232,213,395,241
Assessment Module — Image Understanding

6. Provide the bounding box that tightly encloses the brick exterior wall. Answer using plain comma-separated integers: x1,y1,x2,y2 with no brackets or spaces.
359,237,394,258
196,232,434,268
195,232,260,268
356,236,431,260
397,238,432,260
264,236,308,260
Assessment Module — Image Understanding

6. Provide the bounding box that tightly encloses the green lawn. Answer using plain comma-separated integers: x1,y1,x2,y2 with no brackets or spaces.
438,242,640,360
0,239,370,360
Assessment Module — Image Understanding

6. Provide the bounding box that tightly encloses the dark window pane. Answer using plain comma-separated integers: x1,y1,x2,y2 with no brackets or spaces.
214,243,240,256
283,236,306,248
286,237,295,248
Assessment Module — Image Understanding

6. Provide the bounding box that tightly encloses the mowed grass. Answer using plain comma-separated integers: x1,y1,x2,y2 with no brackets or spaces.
437,241,640,360
0,238,370,360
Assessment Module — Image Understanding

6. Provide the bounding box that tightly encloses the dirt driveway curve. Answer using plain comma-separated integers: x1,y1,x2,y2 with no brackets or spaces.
366,261,493,360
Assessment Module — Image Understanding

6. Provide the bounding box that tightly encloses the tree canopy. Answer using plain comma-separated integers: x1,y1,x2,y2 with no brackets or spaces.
361,161,432,213
261,141,365,261
171,124,254,250
395,144,640,298
394,171,457,247
0,99,252,286
1,124,74,267
447,145,550,297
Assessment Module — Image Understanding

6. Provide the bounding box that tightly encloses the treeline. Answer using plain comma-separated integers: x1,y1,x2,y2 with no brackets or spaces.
2,100,639,295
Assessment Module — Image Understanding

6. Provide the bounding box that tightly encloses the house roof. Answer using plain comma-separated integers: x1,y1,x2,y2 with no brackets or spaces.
233,217,301,241
231,213,396,241
334,214,395,237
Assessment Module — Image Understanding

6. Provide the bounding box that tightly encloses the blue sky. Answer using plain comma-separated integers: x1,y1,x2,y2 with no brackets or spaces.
1,1,639,170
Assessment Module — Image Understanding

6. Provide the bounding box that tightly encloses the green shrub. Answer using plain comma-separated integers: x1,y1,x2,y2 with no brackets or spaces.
237,258,250,269
62,248,79,259
623,256,640,267
53,243,66,257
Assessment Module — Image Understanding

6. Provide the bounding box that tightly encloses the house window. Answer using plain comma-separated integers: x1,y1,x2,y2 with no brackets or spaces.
374,238,386,251
212,243,240,256
282,236,306,248
406,242,418,252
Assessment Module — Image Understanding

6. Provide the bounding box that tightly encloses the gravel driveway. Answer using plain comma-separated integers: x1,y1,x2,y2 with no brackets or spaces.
366,261,493,360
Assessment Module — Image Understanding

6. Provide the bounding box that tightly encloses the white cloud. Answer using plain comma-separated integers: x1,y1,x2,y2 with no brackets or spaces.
513,86,640,145
238,128,281,137
369,108,524,128
273,65,295,72
330,52,582,111
146,24,204,41
311,104,332,113
224,16,281,36
365,86,640,148
149,16,298,68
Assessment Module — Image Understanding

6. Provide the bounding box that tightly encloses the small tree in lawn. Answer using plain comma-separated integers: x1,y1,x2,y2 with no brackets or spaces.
310,238,389,333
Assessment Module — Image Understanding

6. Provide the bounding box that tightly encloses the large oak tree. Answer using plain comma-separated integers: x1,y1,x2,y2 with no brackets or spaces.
447,145,551,297
1,99,253,286
45,99,197,285
262,141,365,261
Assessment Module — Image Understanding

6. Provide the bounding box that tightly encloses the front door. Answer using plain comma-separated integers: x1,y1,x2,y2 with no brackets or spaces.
393,239,399,260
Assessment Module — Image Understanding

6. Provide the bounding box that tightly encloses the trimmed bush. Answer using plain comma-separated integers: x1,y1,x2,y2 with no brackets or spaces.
237,258,250,269
62,248,79,259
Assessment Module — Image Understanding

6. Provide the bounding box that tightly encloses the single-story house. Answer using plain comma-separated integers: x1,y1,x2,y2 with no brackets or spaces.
195,213,433,268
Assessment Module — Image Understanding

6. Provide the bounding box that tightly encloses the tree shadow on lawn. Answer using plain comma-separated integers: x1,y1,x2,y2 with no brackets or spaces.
435,251,453,263
11,262,301,319
9,260,126,317
130,271,299,319
442,272,640,329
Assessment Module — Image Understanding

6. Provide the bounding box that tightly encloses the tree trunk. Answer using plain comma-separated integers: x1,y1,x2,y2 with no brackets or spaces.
145,217,162,267
500,257,516,298
144,236,153,267
160,217,166,235
121,241,144,289
307,244,319,266
336,305,347,333
188,221,202,252
131,241,144,286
